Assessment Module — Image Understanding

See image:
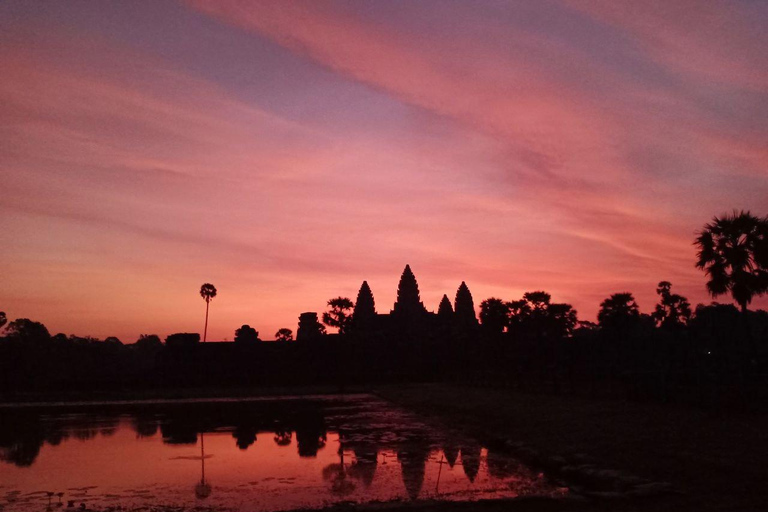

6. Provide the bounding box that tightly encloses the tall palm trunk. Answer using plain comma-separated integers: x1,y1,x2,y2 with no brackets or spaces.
203,299,210,343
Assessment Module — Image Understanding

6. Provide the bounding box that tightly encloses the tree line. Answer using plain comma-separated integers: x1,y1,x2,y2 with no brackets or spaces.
1,211,766,409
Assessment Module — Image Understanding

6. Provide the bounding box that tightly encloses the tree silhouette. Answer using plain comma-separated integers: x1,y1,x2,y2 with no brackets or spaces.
275,328,293,342
508,299,532,336
523,291,551,310
598,293,640,330
323,297,354,335
353,281,376,323
508,292,577,339
546,303,578,338
652,281,692,329
135,334,162,350
274,430,292,446
165,332,200,349
4,318,50,343
232,424,257,450
695,211,768,312
234,325,259,343
454,281,477,326
0,311,6,330
199,283,217,342
392,265,426,317
479,298,510,334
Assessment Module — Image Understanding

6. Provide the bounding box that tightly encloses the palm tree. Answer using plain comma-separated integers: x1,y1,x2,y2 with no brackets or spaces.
199,283,217,342
652,281,691,329
695,211,768,312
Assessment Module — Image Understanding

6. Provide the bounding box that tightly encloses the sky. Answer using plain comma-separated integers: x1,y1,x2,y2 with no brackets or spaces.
1,0,767,342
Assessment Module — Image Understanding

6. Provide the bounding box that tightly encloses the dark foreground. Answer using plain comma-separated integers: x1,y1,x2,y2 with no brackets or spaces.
377,384,768,512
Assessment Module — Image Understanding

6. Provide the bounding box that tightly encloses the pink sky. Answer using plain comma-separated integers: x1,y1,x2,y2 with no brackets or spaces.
1,0,766,342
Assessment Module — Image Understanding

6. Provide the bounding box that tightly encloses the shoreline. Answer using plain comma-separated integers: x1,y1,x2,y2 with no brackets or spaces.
0,383,373,406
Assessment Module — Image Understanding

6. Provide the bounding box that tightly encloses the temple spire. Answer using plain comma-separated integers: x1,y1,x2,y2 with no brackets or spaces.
353,281,376,321
392,264,426,317
454,281,477,325
437,294,453,319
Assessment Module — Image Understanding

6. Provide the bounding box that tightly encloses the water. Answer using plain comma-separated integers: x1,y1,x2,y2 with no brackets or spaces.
0,395,566,511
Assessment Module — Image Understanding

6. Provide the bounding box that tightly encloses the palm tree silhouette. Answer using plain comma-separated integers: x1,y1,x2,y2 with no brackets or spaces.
199,283,217,342
695,211,768,312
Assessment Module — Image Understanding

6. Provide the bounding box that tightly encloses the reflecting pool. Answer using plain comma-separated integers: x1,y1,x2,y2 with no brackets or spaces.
0,395,566,511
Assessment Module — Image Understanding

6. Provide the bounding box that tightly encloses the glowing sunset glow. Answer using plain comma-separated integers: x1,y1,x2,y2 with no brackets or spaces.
1,1,766,342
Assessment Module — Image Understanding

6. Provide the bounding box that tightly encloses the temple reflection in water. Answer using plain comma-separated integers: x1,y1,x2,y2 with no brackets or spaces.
0,395,566,512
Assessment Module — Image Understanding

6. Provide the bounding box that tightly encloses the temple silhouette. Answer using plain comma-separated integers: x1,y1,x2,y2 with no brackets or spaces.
298,264,477,343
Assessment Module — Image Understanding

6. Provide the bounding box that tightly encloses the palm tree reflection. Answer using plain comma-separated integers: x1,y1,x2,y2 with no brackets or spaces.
322,447,356,497
194,432,212,499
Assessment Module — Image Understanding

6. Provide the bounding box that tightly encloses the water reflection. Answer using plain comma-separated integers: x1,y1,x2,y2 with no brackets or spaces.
0,395,566,512
194,432,212,500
